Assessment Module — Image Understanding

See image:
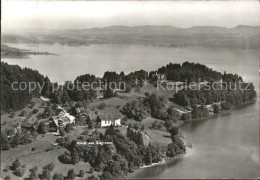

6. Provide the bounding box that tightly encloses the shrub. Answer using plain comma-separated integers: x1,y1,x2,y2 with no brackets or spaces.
58,151,71,164
45,146,55,152
67,169,76,180
11,158,21,170
65,124,73,133
88,175,99,180
41,168,51,180
140,124,145,131
59,128,66,136
181,113,191,121
212,104,220,113
78,170,85,177
89,167,94,174
134,123,139,130
32,108,39,114
43,163,55,171
56,137,65,146
53,173,64,180
37,121,48,134
29,166,38,180
97,102,106,110
4,176,11,180
31,147,36,151
220,102,232,110
14,167,25,177
3,166,10,172
82,129,89,135
9,112,15,118
20,110,26,117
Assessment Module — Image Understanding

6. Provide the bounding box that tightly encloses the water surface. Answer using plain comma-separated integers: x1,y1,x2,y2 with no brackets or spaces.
3,43,258,88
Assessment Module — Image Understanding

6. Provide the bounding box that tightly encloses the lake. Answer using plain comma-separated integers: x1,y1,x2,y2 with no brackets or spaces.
2,43,259,178
2,43,259,89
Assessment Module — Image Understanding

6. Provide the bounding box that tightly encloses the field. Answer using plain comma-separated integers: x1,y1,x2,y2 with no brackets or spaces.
1,98,46,131
1,127,100,180
118,84,176,100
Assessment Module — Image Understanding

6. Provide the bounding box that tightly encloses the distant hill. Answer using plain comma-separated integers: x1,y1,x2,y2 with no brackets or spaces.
2,25,259,48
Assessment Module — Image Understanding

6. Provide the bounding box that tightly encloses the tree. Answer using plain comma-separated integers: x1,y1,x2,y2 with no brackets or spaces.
173,91,190,107
151,121,158,130
37,121,48,134
11,158,21,170
165,119,173,131
32,108,39,114
58,151,71,164
121,100,149,121
59,128,66,136
144,92,150,97
89,167,94,174
97,102,106,110
67,169,76,180
167,107,180,122
41,168,51,180
88,175,99,180
133,123,139,130
140,124,145,131
14,167,25,177
29,166,38,180
181,113,191,121
1,132,11,150
65,124,73,133
144,145,153,165
71,147,79,164
220,101,232,110
100,171,114,180
78,170,84,177
166,143,177,157
9,112,15,118
11,132,22,147
22,130,31,144
20,110,26,117
4,176,11,180
53,173,64,180
168,126,179,136
212,104,220,113
43,163,55,171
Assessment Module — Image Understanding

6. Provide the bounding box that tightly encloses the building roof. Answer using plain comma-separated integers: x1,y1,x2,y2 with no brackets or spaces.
99,113,121,120
75,107,85,114
51,115,71,127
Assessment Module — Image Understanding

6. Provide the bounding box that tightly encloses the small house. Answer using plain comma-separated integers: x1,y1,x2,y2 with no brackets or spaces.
49,106,76,132
49,115,71,132
100,113,121,127
75,107,85,114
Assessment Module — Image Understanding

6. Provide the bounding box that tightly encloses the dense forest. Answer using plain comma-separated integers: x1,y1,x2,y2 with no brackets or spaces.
1,62,49,111
1,61,256,113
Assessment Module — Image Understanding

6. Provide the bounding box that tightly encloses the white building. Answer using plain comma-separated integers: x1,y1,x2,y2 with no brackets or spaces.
101,119,121,127
100,113,121,127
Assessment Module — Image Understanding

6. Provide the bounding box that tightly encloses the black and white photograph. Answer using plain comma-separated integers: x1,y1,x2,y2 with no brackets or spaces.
1,1,259,179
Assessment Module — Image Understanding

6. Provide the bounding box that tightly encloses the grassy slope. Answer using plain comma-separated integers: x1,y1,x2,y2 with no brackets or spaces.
1,86,181,179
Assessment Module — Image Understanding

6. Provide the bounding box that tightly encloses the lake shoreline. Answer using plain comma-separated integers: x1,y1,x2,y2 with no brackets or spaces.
126,100,257,179
1,44,58,59
182,99,257,124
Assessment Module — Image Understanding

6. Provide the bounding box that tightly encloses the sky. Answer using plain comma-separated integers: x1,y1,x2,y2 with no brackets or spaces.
2,1,259,32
